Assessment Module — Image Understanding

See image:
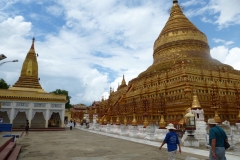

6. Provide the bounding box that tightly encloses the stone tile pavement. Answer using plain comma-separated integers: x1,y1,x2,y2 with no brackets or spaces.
16,128,209,160
75,126,240,160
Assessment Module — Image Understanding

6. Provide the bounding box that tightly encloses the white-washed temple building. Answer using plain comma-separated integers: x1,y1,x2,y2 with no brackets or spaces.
0,38,67,128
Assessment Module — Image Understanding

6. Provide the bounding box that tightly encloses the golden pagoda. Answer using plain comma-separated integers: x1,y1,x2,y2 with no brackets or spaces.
96,0,240,126
9,38,45,92
0,38,67,128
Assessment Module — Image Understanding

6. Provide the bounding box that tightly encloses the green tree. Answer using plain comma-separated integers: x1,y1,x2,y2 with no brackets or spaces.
51,89,72,109
0,78,10,89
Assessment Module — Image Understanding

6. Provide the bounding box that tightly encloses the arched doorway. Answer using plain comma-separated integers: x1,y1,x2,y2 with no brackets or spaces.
0,110,10,123
48,112,61,127
13,111,28,128
32,112,45,128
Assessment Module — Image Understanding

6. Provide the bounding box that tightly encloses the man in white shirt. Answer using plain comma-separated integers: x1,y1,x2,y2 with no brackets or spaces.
69,120,74,130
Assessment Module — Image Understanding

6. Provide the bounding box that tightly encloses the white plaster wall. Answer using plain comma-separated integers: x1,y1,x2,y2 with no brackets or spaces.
1,100,66,128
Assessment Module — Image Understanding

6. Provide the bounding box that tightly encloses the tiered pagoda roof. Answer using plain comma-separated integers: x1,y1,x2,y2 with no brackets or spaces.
9,38,45,92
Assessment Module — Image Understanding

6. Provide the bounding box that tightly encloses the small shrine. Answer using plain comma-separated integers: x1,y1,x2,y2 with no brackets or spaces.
0,38,67,129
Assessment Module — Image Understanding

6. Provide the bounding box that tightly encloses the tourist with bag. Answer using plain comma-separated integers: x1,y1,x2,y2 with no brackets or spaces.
208,118,229,160
159,123,181,160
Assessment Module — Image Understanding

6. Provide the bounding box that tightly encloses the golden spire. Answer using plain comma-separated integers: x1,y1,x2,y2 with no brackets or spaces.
118,75,127,90
153,0,210,64
9,38,45,92
121,75,126,86
192,88,201,109
137,0,211,78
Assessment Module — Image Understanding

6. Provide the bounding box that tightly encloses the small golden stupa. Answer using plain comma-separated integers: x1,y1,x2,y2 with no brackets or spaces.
0,38,67,128
9,38,45,92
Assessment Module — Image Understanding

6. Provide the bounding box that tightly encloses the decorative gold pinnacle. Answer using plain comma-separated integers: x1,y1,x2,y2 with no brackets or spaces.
159,115,166,128
132,113,137,126
192,88,201,109
143,116,149,128
9,38,45,92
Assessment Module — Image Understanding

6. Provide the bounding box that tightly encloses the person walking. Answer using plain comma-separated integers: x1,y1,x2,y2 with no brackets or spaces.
0,116,3,123
25,119,29,136
69,120,74,130
74,119,76,127
208,118,228,160
159,123,181,160
0,116,3,133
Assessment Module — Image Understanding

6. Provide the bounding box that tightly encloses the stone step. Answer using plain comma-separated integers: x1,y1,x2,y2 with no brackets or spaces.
0,142,16,160
7,145,21,160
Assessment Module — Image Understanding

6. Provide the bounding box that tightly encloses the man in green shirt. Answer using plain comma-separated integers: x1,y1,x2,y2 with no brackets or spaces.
208,118,228,160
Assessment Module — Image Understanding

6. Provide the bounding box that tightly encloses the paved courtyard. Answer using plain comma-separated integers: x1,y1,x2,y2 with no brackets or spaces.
16,128,209,160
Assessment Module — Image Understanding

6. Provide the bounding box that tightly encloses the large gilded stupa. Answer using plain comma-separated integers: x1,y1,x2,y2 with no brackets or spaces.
96,0,240,126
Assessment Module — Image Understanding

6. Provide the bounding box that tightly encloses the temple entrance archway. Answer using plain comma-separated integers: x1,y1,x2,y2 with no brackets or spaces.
0,111,10,123
48,112,61,127
13,111,27,128
32,112,45,128
64,116,68,124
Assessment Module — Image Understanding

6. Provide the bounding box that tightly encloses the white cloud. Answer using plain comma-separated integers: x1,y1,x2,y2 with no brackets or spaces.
183,0,240,29
45,5,63,17
224,47,240,70
181,0,206,7
208,0,240,28
201,17,214,24
211,46,240,70
0,16,32,38
210,46,229,63
212,38,234,46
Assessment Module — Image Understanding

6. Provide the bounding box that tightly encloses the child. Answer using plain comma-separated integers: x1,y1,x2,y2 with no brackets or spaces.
25,120,29,136
159,123,181,160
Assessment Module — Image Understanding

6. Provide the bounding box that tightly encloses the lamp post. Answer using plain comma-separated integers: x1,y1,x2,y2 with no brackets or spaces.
0,60,18,66
0,54,7,60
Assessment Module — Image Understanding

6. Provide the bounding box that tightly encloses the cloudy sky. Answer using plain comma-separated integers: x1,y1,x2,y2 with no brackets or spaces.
0,0,240,105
